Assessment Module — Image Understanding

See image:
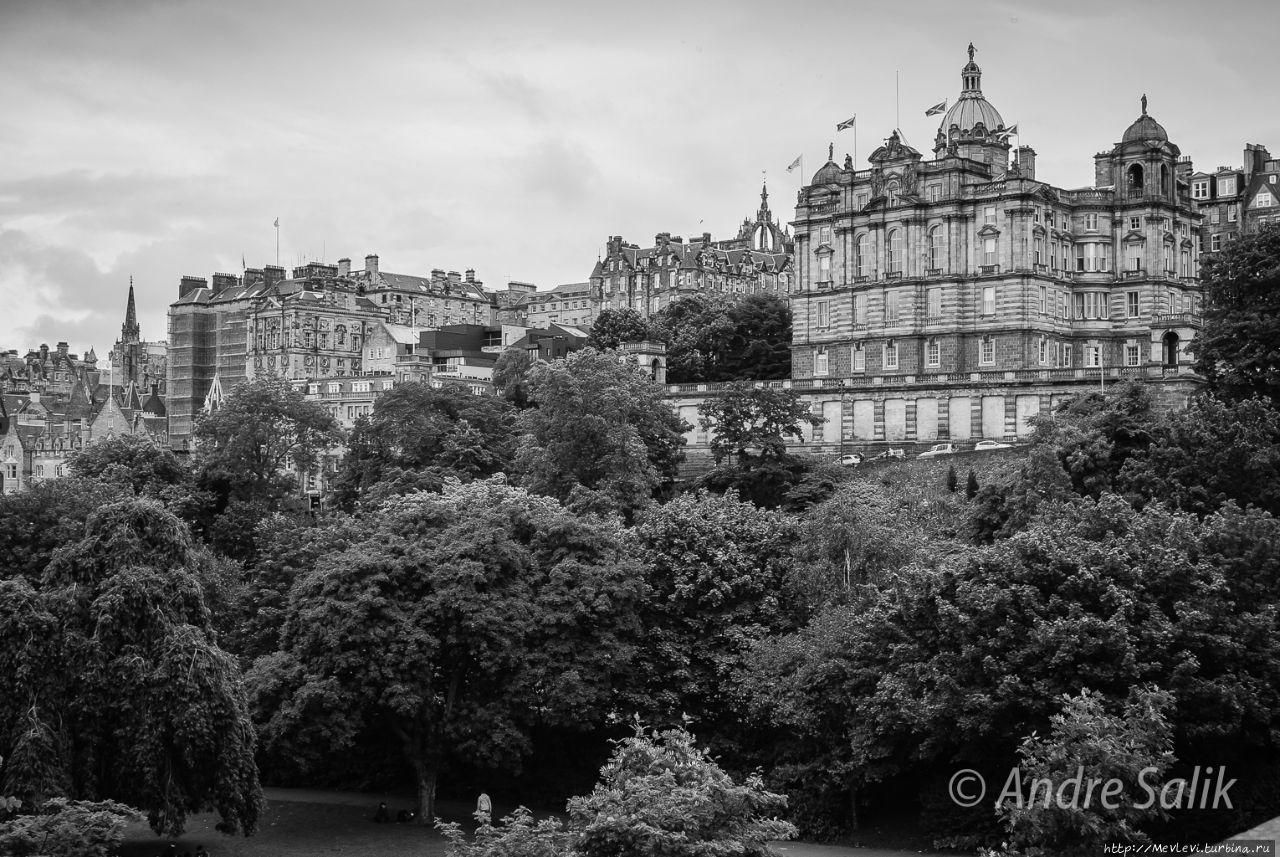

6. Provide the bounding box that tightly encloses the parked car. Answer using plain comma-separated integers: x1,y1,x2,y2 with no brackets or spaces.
918,443,959,459
872,447,906,460
839,453,864,466
974,439,1013,451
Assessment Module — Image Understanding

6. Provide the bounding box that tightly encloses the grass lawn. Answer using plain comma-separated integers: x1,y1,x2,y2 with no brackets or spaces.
117,798,461,857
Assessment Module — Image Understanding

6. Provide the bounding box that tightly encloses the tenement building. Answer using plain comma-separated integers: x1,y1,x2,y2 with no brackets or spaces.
166,255,494,451
781,45,1204,447
591,185,794,318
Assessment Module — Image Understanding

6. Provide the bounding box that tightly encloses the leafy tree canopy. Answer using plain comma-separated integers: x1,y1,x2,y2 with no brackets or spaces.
1193,223,1280,402
586,308,652,351
331,382,515,508
492,348,537,408
514,348,687,518
0,499,262,837
652,293,791,383
66,434,191,497
248,480,645,823
698,381,820,464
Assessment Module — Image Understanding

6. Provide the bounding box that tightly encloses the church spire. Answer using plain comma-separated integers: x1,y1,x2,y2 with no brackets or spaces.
121,277,140,343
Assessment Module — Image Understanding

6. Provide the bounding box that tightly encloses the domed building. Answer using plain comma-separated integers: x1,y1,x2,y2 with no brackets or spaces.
776,46,1205,453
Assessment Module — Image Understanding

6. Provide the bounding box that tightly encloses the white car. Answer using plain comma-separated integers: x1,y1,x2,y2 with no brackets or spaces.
974,440,1013,451
918,443,959,458
839,453,864,466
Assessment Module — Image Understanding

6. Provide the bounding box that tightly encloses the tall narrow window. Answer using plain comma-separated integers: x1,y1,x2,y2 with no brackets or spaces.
814,347,829,377
816,300,830,329
884,340,899,370
1038,336,1048,364
982,286,996,315
852,343,865,371
983,236,998,267
926,338,940,367
853,293,867,325
927,287,942,319
1039,285,1048,314
855,233,869,278
885,289,899,322
887,229,903,274
1127,291,1139,318
980,336,995,365
929,225,944,270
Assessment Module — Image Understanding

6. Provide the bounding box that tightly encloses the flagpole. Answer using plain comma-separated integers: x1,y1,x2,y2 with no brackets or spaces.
895,70,900,132
275,219,280,267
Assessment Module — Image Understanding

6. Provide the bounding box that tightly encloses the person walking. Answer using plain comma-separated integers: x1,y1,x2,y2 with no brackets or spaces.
476,791,492,825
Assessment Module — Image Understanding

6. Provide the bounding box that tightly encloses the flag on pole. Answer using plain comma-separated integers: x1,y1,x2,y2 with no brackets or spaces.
996,123,1019,140
836,114,856,132
273,218,279,228
925,99,947,116
786,154,803,172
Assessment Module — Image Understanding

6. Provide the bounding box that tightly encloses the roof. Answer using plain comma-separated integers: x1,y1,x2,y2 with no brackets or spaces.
379,323,427,345
1122,112,1168,144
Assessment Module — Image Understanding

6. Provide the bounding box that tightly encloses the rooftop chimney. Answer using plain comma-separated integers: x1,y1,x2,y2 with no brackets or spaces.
179,275,208,298
57,342,68,357
365,254,379,276
465,268,475,283
263,265,286,288
337,257,351,277
1015,146,1036,181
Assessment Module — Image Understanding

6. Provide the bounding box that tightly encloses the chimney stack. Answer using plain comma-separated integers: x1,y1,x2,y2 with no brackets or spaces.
465,268,475,283
365,254,379,276
337,257,351,277
179,275,208,298
1015,146,1037,181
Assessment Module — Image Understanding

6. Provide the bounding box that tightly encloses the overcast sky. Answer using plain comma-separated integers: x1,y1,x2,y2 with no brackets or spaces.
2,0,1276,359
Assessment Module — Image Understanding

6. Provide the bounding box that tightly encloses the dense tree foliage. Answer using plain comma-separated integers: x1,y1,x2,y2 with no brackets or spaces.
652,293,791,383
514,348,687,518
586,308,652,351
627,492,799,744
0,499,262,836
249,480,644,822
0,479,116,582
66,433,190,497
492,348,537,408
0,797,142,857
1193,223,1280,402
331,382,515,508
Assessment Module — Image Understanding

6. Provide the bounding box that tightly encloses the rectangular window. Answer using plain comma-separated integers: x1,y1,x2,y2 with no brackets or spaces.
927,184,942,202
816,301,830,329
1086,345,1101,367
1038,336,1048,364
819,255,831,279
853,293,867,324
982,286,995,316
1127,291,1139,318
1085,213,1099,231
852,343,865,371
1192,180,1209,200
1061,343,1072,368
885,289,899,322
1211,234,1223,251
1126,343,1140,366
983,237,997,266
1039,285,1048,315
884,341,899,370
1218,176,1237,195
819,225,833,245
1228,203,1239,223
980,337,995,365
926,339,940,367
927,287,942,319
984,205,997,225
856,193,869,209
814,347,829,377
1034,237,1045,265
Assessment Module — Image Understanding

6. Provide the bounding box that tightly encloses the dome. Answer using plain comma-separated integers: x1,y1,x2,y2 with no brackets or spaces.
1122,96,1167,143
940,95,1005,135
811,160,841,185
936,45,1007,138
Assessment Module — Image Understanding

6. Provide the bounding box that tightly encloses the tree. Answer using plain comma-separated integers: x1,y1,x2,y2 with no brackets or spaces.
192,376,341,560
248,480,645,823
0,499,263,836
66,434,190,497
0,479,116,583
586,308,651,351
651,294,791,383
0,798,142,857
493,348,537,408
698,382,820,464
627,492,799,741
331,382,515,508
997,688,1175,857
748,494,1280,843
193,375,340,499
568,724,798,857
965,468,979,499
1192,223,1280,402
945,464,958,493
514,348,687,518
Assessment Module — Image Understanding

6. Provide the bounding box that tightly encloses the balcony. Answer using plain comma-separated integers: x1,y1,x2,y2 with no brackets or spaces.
1120,269,1146,281
979,264,1001,276
1153,312,1203,328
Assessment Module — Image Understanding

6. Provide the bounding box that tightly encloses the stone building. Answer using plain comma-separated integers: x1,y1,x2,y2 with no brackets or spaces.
778,45,1203,450
590,185,794,318
109,280,167,395
166,255,494,450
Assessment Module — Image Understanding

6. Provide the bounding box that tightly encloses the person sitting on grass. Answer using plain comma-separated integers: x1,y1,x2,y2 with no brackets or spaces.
373,801,390,823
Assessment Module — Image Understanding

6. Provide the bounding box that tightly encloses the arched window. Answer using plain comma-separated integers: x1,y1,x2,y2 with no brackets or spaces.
887,180,900,207
855,233,869,278
928,225,944,270
1128,163,1145,194
1161,163,1171,196
887,228,903,274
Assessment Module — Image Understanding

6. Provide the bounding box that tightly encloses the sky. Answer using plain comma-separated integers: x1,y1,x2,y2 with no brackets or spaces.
2,0,1277,359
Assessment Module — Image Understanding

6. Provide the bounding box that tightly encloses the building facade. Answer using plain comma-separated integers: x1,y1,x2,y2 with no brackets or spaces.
590,186,795,318
777,46,1203,450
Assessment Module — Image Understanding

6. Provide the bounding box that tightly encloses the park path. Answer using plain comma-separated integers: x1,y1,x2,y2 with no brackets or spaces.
262,787,950,856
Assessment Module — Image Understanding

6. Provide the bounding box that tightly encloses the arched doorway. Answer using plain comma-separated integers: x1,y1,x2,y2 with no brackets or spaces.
1162,331,1180,368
